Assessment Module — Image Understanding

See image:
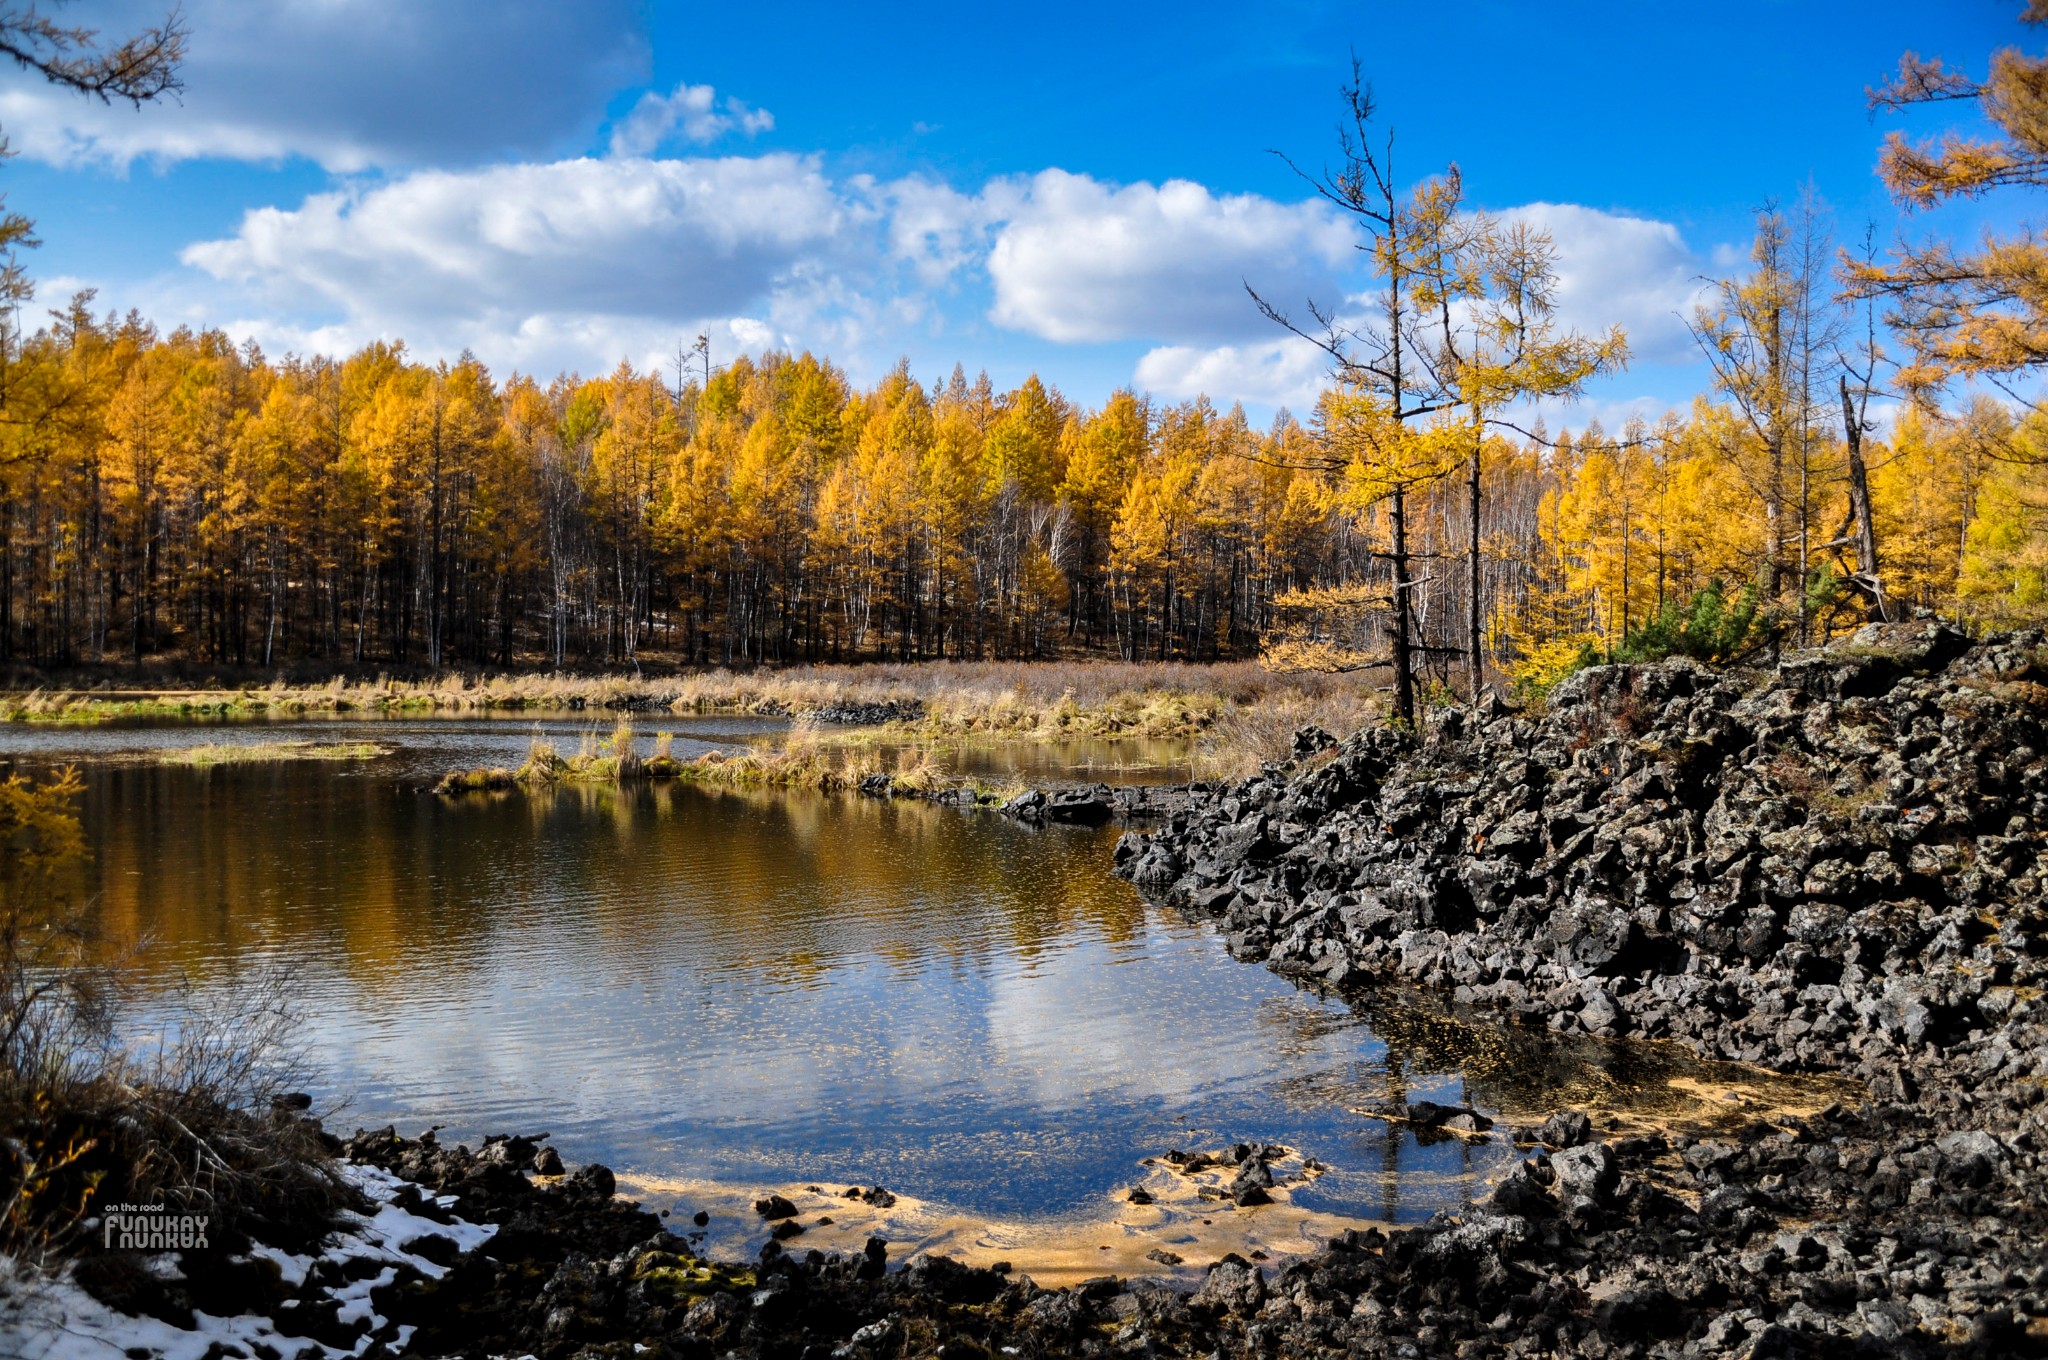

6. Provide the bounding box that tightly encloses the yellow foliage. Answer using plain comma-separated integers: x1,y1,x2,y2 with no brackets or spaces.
1857,26,2048,399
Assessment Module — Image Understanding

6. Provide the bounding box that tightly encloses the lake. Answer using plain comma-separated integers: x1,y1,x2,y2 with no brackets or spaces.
5,715,1842,1278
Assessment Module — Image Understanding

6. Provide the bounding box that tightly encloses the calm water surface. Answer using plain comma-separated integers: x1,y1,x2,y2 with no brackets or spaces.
3,718,1799,1238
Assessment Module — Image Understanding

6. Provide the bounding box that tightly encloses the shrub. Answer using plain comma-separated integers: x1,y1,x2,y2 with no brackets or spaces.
1518,580,1772,703
1609,579,1768,666
0,772,348,1268
1193,689,1378,781
516,732,565,782
607,718,641,780
1510,637,1603,703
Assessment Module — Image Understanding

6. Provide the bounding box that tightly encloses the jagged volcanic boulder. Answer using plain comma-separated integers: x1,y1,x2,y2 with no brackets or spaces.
1116,621,2048,1117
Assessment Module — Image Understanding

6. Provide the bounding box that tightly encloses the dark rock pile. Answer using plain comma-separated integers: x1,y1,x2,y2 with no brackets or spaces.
860,775,1196,825
339,1126,1072,1359
1102,620,2048,1356
1116,621,2048,1112
337,1109,2048,1358
810,699,927,725
1002,784,1119,825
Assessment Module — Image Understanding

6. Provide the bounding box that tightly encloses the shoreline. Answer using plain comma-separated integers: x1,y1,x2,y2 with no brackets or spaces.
100,1074,2015,1359
1104,619,2048,1353
0,657,1377,780
0,658,1296,729
16,622,2048,1357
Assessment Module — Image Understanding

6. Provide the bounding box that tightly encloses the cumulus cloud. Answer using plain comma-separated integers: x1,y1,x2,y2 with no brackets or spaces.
0,0,646,170
1134,338,1329,413
158,137,1720,410
608,83,774,157
186,155,848,317
1498,203,1712,364
179,154,866,377
987,170,1357,344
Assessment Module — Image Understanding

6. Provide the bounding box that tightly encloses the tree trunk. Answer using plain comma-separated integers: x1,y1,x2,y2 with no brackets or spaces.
1389,486,1414,725
1838,374,1889,623
1467,432,1483,704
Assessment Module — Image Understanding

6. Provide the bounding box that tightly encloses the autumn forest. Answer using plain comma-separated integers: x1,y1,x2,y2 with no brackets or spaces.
0,276,2033,683
0,31,2042,699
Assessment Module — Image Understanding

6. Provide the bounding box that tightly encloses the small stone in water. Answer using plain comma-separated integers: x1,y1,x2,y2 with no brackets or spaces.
754,1194,798,1220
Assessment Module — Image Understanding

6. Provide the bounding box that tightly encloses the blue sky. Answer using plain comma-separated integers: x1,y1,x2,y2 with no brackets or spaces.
0,0,2031,428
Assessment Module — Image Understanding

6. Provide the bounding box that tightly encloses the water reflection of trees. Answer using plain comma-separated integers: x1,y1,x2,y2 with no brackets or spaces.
82,769,1151,1000
86,764,1850,1125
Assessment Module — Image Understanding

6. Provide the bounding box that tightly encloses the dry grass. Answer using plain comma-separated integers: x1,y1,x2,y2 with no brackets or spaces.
0,672,670,725
1,660,1379,749
432,767,518,793
3,970,352,1267
390,662,1382,797
157,741,387,767
668,659,1288,738
1192,689,1381,782
433,720,858,794
434,714,1028,800
2,772,350,1268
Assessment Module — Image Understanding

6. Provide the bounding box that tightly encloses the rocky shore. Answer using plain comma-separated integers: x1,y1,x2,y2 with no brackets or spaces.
1106,619,2048,1355
41,1102,2044,1358
316,1108,2036,1357
878,776,1196,827
1115,621,2046,1105
29,622,2048,1358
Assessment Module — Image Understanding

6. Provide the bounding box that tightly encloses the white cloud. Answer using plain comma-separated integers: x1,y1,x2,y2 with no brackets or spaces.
608,83,774,157
178,154,865,378
0,0,646,171
987,170,1357,343
184,155,849,317
1134,338,1329,412
156,142,1721,413
1499,203,1713,365
883,176,1022,288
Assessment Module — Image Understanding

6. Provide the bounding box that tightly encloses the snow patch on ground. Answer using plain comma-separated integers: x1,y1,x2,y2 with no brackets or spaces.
0,1163,497,1360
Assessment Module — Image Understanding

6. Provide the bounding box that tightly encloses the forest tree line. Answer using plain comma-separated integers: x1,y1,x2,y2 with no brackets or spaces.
0,12,2036,688
0,8,2035,695
0,275,2036,682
